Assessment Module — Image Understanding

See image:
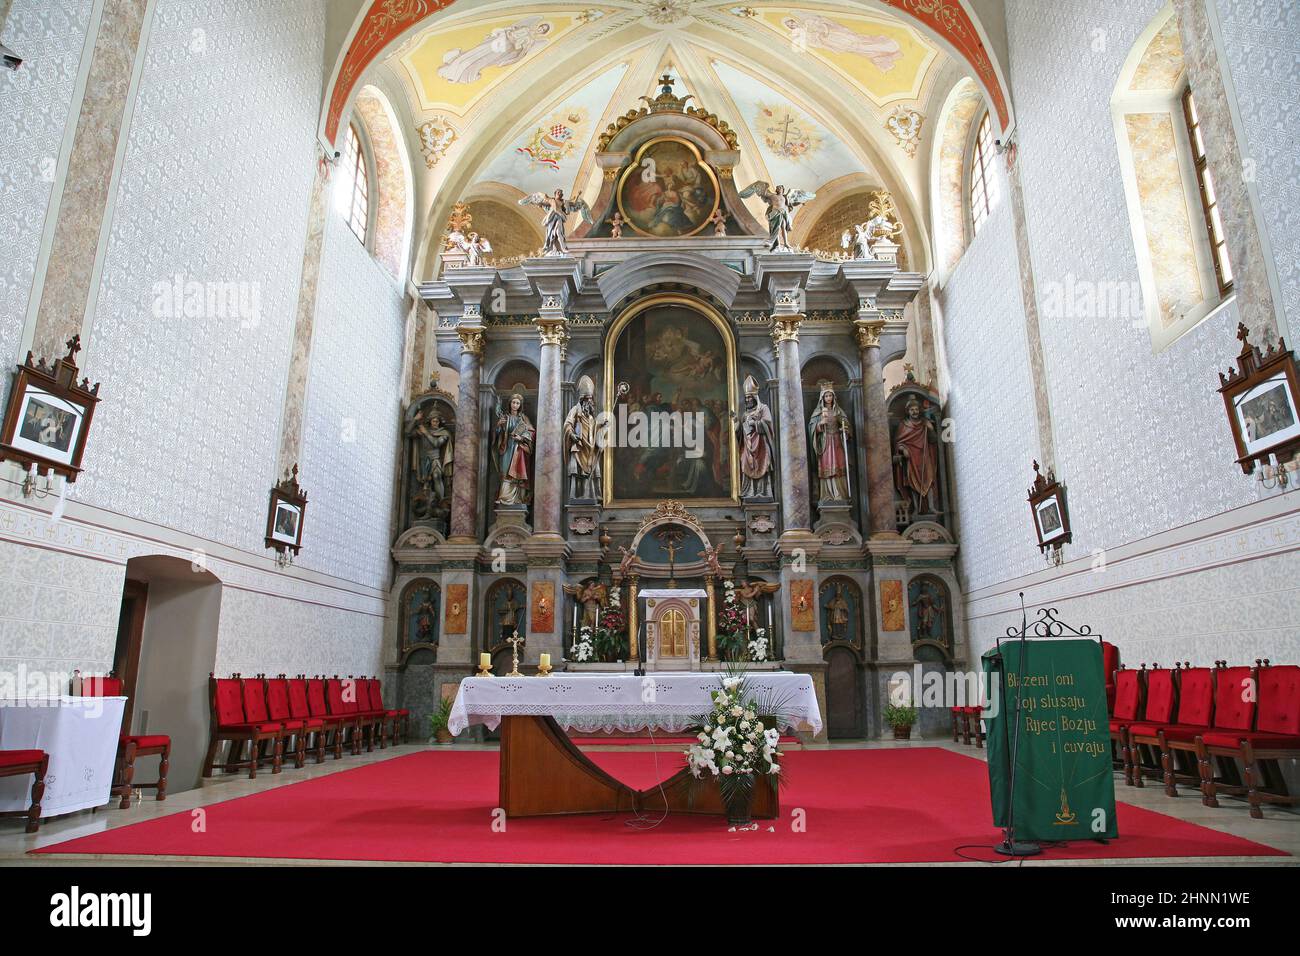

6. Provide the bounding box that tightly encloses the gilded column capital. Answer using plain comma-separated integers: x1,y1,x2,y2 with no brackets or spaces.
770,314,803,344
534,315,569,347
457,328,485,356
855,319,884,350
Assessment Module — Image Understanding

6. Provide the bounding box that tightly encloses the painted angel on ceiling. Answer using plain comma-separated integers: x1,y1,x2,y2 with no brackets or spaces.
519,188,592,256
738,181,816,253
437,17,552,85
445,230,492,267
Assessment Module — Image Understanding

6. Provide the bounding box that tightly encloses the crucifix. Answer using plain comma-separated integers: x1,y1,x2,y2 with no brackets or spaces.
505,630,525,677
654,527,688,589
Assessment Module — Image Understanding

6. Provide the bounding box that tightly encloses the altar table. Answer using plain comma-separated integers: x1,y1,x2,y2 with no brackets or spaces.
450,672,821,818
0,696,126,816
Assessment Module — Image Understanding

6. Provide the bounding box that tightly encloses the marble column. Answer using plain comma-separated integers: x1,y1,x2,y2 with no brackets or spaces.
771,314,812,532
532,316,567,538
855,319,897,537
448,327,484,542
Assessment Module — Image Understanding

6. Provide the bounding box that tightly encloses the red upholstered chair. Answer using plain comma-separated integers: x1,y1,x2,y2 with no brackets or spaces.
367,678,406,745
1198,663,1300,818
264,676,306,769
351,676,386,751
201,674,284,778
307,677,347,759
286,676,328,764
1101,641,1120,713
1126,665,1217,797
0,750,48,833
949,705,963,742
1125,665,1177,787
326,677,363,755
1108,667,1144,785
78,673,170,808
242,676,296,772
959,705,985,748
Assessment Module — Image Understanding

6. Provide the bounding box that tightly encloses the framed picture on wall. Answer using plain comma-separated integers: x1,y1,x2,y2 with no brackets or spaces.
1027,460,1071,553
265,465,308,556
1218,325,1300,473
0,336,100,482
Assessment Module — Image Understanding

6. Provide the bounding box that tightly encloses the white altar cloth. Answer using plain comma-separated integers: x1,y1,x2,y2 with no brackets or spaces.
0,696,125,815
449,672,821,736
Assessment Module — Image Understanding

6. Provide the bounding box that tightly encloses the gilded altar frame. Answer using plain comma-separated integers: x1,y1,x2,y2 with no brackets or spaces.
602,293,740,506
615,136,721,239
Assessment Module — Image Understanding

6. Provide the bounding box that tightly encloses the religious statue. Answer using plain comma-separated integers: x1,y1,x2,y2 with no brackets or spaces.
808,385,852,501
825,583,850,643
737,374,775,500
519,188,592,256
708,209,727,237
563,375,601,501
497,590,522,639
563,580,607,630
738,180,816,252
493,392,534,505
893,396,941,516
407,407,453,524
734,578,780,627
609,212,625,238
445,229,492,267
910,580,946,645
617,544,637,580
412,589,437,645
840,214,902,260
702,545,724,578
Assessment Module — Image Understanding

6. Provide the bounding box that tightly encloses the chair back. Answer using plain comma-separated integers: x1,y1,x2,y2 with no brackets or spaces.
1141,667,1177,723
1211,666,1256,731
1100,641,1119,683
82,675,124,697
325,678,348,716
307,678,329,717
1113,668,1142,721
213,677,246,727
265,677,292,721
1256,665,1300,736
287,678,311,720
1174,667,1215,726
342,678,361,714
366,679,383,711
241,677,272,724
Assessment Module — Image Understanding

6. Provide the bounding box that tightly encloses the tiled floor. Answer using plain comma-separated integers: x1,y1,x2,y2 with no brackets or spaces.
1,739,1295,866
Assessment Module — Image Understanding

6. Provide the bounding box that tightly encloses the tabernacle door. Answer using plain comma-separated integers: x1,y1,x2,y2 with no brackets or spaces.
641,589,705,671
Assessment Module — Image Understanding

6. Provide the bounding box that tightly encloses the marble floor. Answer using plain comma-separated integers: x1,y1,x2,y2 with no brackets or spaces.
1,738,1295,866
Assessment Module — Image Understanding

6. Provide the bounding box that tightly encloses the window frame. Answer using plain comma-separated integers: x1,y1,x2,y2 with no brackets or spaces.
1180,86,1233,297
341,123,371,247
968,111,998,236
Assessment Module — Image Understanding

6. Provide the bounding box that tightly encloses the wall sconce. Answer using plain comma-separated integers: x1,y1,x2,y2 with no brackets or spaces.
275,549,293,570
1257,452,1298,491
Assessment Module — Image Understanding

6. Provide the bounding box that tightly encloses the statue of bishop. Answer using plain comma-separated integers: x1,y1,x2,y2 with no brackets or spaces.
737,374,775,500
563,375,601,501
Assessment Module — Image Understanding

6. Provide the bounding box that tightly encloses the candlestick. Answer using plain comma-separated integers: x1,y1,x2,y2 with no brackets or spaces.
476,652,493,677
538,653,552,677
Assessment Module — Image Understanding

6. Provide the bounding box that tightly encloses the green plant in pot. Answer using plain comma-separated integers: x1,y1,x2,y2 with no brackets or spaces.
428,696,454,745
884,703,918,740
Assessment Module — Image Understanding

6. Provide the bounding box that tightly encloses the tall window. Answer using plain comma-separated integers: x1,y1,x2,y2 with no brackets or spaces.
1181,88,1233,296
340,123,370,245
968,112,999,235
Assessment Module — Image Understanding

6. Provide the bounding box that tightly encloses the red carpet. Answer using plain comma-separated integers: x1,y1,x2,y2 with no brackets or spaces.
33,748,1288,864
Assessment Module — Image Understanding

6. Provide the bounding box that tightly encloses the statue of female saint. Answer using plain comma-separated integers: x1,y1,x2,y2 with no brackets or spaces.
808,385,852,502
493,392,534,505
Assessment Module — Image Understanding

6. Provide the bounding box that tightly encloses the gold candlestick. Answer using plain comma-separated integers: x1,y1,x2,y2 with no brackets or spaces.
476,651,493,677
538,652,552,677
505,630,524,677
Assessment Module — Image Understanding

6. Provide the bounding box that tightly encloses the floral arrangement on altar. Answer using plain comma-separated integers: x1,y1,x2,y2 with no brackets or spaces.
593,587,627,662
570,625,595,662
747,628,769,662
716,580,748,661
685,673,788,823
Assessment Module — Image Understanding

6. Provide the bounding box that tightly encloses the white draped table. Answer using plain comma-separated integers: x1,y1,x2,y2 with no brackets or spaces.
450,672,820,818
449,671,823,736
0,696,125,816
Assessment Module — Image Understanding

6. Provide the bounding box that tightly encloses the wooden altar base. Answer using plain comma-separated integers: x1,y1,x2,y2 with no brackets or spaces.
499,716,779,819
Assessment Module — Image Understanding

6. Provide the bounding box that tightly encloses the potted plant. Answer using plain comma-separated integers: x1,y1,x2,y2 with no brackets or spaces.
429,696,454,745
686,674,785,825
884,703,918,740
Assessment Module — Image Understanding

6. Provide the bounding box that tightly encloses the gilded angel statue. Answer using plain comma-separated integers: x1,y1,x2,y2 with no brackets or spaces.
518,188,592,256
446,230,492,267
738,180,816,252
562,580,608,631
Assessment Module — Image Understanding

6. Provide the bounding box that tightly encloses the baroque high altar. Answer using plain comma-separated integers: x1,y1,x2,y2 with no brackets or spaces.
390,79,963,739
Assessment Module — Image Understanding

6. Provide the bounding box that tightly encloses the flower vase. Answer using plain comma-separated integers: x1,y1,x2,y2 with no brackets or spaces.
722,780,755,825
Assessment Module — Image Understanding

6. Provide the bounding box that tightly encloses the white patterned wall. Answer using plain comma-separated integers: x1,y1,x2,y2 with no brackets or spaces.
0,0,92,384
78,0,323,555
295,214,405,591
944,0,1300,667
1214,0,1300,334
938,199,1043,595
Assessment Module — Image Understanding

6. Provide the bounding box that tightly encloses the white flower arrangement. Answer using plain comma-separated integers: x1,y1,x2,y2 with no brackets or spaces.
747,627,769,662
571,624,594,662
686,675,782,783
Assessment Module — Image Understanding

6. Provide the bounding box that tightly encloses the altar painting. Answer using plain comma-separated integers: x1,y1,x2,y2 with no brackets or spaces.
617,137,719,238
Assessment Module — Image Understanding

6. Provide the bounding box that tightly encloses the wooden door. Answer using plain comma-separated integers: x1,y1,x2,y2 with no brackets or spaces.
825,645,864,738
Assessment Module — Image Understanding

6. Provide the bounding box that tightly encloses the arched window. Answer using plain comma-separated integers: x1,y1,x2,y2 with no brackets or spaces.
968,112,999,235
1181,88,1233,296
339,123,370,245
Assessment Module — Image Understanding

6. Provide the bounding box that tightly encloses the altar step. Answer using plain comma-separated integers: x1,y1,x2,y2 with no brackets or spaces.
569,731,802,751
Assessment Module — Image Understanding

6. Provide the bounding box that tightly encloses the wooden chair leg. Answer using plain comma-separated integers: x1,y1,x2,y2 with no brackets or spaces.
1195,739,1217,807
118,740,139,809
314,730,325,764
1242,742,1265,820
1130,741,1146,788
156,745,170,800
1160,739,1178,797
202,735,221,778
246,736,259,780
26,756,48,834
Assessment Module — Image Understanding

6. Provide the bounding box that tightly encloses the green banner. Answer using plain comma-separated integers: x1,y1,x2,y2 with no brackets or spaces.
982,638,1117,843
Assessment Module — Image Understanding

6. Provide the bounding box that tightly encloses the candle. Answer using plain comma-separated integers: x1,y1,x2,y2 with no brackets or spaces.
572,603,578,634
767,602,773,630
539,653,551,668
479,652,490,669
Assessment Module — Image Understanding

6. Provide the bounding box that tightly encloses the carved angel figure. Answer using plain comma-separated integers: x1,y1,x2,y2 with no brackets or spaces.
738,181,816,252
733,578,780,623
446,230,492,267
519,188,592,256
562,580,608,630
842,215,902,260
